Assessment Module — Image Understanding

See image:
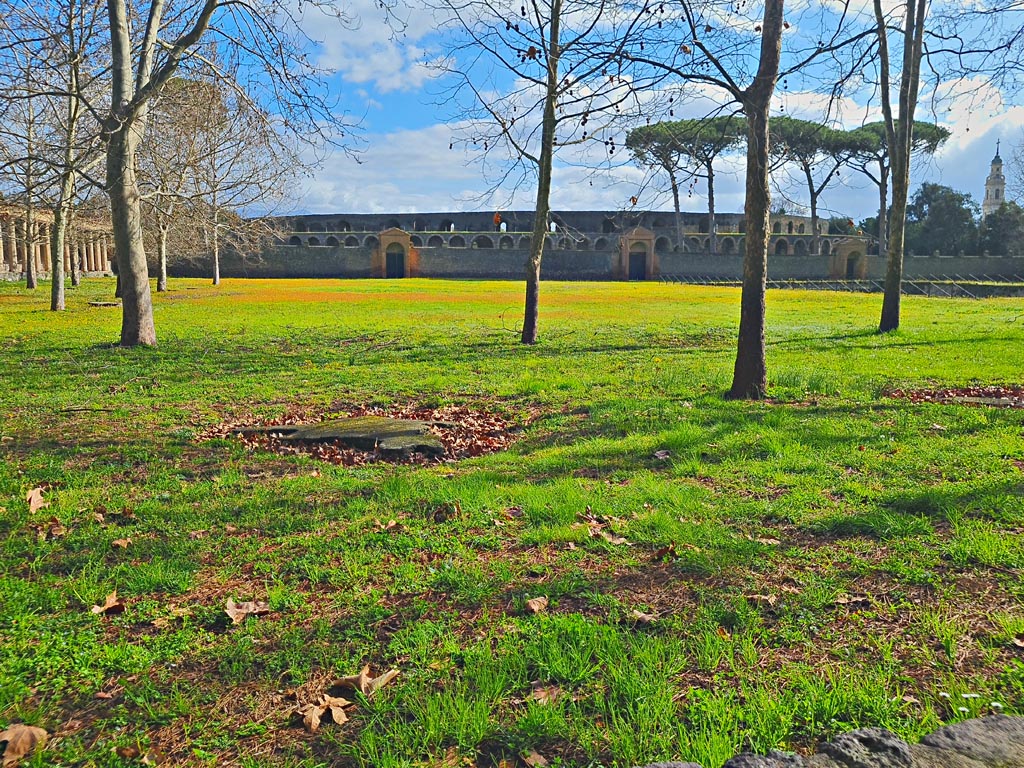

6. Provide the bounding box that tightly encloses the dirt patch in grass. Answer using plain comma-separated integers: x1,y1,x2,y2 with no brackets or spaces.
200,403,535,466
885,385,1024,408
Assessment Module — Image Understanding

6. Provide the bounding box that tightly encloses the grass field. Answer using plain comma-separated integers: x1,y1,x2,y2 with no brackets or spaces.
1,277,1023,768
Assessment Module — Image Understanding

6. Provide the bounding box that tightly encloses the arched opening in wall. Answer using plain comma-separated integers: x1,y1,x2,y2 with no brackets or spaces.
473,235,494,249
309,222,326,232
550,214,565,232
628,241,647,280
413,219,427,232
721,237,735,254
386,219,401,230
440,219,455,232
655,236,672,252
821,240,831,256
308,236,321,246
798,223,805,234
345,235,359,247
775,239,789,256
449,235,466,248
549,221,558,233
544,236,554,250
410,235,423,248
386,243,406,278
578,238,590,250
703,238,711,251
602,218,618,234
294,221,308,232
288,235,302,246
427,235,444,248
500,236,514,249
786,221,794,234
326,236,340,246
499,221,507,233
336,220,351,232
594,237,609,250
772,221,782,234
698,217,709,233
794,239,807,256
738,237,745,251
846,251,863,278
519,237,531,249
688,237,702,252
364,235,379,249
558,237,572,250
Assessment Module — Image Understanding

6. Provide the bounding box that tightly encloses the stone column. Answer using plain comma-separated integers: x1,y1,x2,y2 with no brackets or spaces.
101,236,110,271
84,237,94,271
6,219,18,272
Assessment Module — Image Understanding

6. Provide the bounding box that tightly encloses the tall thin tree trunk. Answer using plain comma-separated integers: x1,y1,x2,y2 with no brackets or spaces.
728,0,783,400
211,206,220,286
157,225,168,291
877,161,889,256
707,161,717,255
25,213,37,290
805,163,820,255
670,170,683,247
877,0,925,333
521,0,562,345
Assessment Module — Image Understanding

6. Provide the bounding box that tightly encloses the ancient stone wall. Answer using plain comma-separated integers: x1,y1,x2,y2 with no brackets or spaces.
634,714,1024,768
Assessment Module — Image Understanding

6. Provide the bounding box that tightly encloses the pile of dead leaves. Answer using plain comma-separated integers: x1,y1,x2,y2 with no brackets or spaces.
886,385,1024,409
201,403,529,467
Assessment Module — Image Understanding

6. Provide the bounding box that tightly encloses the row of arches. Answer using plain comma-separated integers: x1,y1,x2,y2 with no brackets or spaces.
286,233,833,255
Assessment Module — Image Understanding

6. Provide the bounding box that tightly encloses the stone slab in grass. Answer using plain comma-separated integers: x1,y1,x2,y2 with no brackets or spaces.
237,416,445,457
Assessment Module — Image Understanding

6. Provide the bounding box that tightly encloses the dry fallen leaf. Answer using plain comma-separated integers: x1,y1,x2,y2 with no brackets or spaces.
523,750,550,767
598,529,630,546
334,665,400,697
834,594,870,607
91,591,126,616
1011,635,1024,648
525,596,549,614
0,724,48,766
25,487,48,513
653,450,671,460
115,746,141,759
745,594,778,608
630,609,658,624
530,685,561,705
295,694,353,732
112,538,132,549
717,626,731,640
225,597,271,624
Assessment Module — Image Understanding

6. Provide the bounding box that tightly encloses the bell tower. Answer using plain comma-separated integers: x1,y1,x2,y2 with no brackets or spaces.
982,140,1006,218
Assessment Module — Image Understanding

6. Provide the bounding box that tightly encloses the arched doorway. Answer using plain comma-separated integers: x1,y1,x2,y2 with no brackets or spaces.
628,241,647,280
385,243,406,278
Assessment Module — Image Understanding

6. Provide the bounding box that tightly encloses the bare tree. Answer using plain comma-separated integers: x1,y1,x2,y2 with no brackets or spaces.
435,0,656,344
627,0,873,398
101,0,344,346
873,0,1024,332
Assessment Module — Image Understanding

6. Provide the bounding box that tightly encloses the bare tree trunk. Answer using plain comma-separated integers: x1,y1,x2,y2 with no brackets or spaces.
107,126,157,345
50,205,70,311
728,0,783,400
877,160,889,256
670,170,683,247
211,206,220,285
25,212,37,290
877,0,925,333
69,233,81,286
805,163,820,255
157,225,168,291
707,161,717,255
521,0,561,345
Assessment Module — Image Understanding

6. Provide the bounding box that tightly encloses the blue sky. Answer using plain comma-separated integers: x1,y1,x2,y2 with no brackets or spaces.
290,0,1024,221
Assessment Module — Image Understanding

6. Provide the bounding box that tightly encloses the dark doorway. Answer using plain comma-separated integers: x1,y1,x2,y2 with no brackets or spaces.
846,254,860,279
628,251,646,280
386,244,405,278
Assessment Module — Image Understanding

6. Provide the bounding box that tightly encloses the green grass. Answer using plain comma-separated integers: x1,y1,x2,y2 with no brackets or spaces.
1,277,1023,767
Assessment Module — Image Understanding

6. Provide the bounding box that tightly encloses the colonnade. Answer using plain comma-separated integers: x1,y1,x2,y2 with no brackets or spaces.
0,214,112,278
